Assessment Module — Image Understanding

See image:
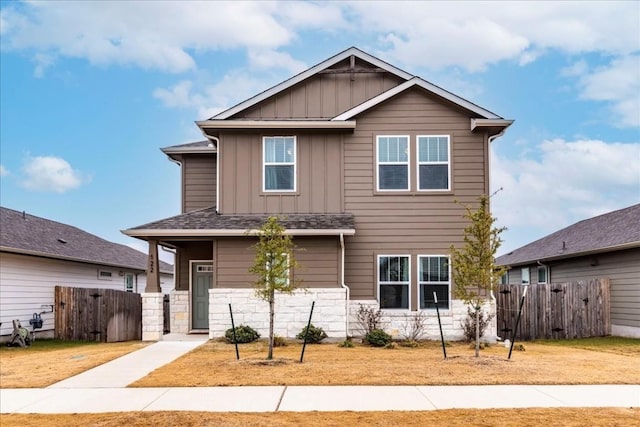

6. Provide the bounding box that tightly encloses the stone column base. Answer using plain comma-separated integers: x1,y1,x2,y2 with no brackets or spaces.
142,293,164,341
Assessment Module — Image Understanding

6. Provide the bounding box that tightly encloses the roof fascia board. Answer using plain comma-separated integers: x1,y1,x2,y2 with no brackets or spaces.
471,118,514,131
0,246,164,273
333,77,502,120
212,47,413,120
498,241,640,267
196,120,356,130
123,229,356,238
161,147,217,155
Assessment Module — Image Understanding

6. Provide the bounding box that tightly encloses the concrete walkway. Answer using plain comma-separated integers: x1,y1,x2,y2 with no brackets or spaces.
1,334,638,414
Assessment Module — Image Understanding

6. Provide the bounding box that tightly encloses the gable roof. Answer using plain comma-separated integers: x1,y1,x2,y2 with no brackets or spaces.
0,207,173,273
123,207,355,238
332,77,502,121
496,204,640,266
211,47,504,122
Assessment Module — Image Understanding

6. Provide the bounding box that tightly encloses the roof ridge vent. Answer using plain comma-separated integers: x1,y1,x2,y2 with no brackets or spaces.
57,238,67,244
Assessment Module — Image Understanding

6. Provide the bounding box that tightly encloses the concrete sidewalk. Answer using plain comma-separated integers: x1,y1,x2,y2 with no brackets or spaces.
1,334,638,414
1,385,638,413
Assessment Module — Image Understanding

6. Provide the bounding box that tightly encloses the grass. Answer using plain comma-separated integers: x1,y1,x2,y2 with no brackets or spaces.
0,339,148,388
1,408,639,426
131,337,640,387
533,336,640,356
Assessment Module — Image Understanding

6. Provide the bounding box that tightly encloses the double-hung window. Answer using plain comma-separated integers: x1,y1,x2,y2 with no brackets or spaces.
419,255,450,309
377,136,409,191
378,255,410,309
537,266,548,284
263,136,296,191
417,135,450,190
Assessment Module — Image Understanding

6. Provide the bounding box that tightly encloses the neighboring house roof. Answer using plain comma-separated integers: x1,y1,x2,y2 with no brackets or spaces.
161,140,216,154
0,207,173,273
123,207,355,238
496,204,640,266
210,46,505,122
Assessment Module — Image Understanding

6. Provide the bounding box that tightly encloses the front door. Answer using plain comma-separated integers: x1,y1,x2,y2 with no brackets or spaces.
191,262,213,330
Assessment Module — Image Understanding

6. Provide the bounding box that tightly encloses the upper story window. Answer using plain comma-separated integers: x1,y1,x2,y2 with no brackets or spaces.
378,255,410,309
418,135,450,191
377,136,409,191
263,136,296,192
419,255,450,310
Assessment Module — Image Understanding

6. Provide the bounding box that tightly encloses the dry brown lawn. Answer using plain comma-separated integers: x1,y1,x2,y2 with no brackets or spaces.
0,340,148,388
1,408,639,426
131,339,640,387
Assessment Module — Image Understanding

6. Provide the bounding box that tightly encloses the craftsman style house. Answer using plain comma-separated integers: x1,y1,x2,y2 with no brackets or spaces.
125,47,512,340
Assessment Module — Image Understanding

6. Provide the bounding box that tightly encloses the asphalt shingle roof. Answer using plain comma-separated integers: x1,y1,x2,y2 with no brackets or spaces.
0,207,172,273
127,207,355,233
496,203,640,266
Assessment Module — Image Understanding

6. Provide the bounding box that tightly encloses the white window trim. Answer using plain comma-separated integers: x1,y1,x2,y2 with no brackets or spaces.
418,255,451,311
263,136,296,192
537,266,548,284
521,267,530,285
377,254,411,310
417,134,451,192
376,135,410,192
499,271,509,285
124,272,135,292
97,269,113,281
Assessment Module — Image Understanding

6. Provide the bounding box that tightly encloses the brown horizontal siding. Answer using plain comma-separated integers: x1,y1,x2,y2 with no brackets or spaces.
215,237,341,289
183,155,216,213
342,87,487,306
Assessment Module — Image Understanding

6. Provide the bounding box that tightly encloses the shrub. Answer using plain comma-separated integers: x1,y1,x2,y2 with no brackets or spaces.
338,339,355,348
355,304,385,335
384,342,398,349
296,324,328,343
225,325,260,344
399,339,420,348
400,311,427,341
365,329,392,347
460,307,494,343
273,335,287,347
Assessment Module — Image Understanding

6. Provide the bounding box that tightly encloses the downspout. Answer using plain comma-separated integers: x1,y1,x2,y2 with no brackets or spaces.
203,134,221,213
339,233,350,337
487,129,507,306
161,245,177,293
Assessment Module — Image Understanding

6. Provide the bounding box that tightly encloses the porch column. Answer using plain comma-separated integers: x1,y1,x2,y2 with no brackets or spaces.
147,239,161,293
142,239,163,341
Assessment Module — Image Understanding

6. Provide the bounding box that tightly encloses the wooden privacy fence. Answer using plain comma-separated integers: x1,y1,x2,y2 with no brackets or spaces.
497,279,610,341
55,286,142,342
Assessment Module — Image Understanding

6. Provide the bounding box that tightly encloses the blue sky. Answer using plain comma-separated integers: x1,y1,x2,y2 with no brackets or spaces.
1,1,639,263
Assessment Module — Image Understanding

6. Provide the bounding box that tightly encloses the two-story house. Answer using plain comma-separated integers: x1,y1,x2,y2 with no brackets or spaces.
124,47,512,341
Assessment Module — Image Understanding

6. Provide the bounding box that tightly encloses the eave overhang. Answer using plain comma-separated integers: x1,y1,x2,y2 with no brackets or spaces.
497,241,640,268
471,118,514,135
196,120,357,137
123,228,356,239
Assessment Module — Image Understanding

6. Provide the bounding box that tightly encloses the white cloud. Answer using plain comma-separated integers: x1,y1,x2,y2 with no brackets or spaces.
154,71,281,119
1,2,294,73
21,155,87,193
247,49,307,75
577,55,640,128
491,139,640,250
0,165,9,176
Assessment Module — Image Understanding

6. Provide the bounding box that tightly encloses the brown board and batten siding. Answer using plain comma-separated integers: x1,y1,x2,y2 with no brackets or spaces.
181,154,216,213
215,237,340,289
543,248,640,329
236,59,405,120
218,133,344,215
342,87,489,308
174,241,213,291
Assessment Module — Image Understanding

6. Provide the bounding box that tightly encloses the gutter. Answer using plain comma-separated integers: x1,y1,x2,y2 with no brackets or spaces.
340,233,351,337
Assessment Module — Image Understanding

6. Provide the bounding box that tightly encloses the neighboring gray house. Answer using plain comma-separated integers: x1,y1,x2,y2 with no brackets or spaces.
124,47,513,341
496,204,640,338
0,207,174,339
